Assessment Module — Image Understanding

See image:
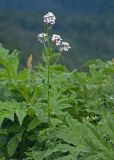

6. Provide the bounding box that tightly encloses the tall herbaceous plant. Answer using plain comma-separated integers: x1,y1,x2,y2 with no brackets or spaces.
37,12,71,130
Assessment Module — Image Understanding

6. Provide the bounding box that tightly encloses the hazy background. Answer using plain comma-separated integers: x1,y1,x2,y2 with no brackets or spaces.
0,0,114,69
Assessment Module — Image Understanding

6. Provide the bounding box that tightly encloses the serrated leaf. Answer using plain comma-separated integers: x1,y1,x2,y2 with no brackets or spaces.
27,117,40,132
15,105,27,126
7,135,19,158
16,133,23,142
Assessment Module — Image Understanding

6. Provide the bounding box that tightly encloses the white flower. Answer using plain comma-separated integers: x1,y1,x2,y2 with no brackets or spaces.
43,12,56,25
59,42,71,52
37,33,48,43
93,115,98,121
51,34,62,46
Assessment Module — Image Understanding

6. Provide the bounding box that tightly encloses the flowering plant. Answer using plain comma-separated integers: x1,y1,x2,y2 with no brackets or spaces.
37,12,71,131
0,12,113,160
37,12,71,65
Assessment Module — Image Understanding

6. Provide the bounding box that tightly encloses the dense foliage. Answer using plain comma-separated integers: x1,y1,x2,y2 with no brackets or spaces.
0,42,114,159
0,11,114,160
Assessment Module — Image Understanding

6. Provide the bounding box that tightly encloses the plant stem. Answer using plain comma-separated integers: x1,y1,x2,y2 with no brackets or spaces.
43,26,52,133
54,52,62,65
43,42,51,128
47,62,51,128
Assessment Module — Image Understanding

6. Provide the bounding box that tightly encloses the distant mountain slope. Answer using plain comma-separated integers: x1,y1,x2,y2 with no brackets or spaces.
56,0,114,13
0,0,114,13
0,0,61,11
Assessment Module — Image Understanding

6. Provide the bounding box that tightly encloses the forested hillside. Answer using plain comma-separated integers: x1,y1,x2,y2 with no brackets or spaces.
1,0,114,13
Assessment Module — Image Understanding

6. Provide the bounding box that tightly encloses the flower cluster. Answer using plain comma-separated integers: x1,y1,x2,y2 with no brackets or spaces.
37,12,71,52
59,42,71,52
51,34,62,46
51,34,71,52
43,12,56,25
37,33,48,43
86,115,98,122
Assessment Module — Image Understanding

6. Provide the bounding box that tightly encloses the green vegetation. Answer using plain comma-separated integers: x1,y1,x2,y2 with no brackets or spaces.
0,42,114,159
0,12,114,160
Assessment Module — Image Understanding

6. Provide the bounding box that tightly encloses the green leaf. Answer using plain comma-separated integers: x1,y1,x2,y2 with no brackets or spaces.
15,104,27,126
7,135,19,158
27,117,40,132
0,129,7,135
0,157,5,160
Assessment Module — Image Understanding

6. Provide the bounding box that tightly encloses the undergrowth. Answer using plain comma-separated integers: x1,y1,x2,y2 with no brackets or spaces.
0,12,114,160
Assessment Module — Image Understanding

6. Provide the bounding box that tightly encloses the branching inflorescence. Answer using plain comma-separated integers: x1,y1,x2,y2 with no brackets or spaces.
37,12,71,54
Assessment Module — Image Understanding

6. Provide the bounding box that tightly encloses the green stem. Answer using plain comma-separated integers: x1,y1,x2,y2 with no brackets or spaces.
43,25,52,132
43,41,51,129
47,63,51,128
43,43,48,53
54,52,62,65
